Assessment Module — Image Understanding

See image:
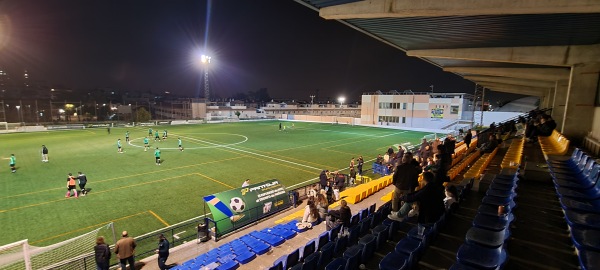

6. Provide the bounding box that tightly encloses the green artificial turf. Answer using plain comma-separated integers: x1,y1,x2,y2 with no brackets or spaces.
0,121,430,247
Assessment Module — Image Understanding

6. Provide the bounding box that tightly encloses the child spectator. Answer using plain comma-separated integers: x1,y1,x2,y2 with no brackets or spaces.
444,185,459,211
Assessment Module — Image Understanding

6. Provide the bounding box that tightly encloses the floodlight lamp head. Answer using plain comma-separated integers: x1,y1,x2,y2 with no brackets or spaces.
201,54,211,64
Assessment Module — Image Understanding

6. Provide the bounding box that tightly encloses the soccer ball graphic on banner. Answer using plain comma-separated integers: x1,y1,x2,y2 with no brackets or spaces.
230,197,246,213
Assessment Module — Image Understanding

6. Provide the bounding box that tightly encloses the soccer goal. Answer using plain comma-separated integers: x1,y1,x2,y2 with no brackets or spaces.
0,122,8,132
0,223,114,270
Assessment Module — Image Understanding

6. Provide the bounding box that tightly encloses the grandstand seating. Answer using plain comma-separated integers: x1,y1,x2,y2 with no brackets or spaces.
542,147,600,270
538,130,570,158
500,138,524,169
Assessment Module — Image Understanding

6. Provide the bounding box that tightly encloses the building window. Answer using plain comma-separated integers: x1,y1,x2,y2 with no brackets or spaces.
402,103,407,109
402,117,406,123
450,106,459,114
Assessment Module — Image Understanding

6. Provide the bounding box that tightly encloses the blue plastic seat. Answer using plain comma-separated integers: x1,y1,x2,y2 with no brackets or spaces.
350,214,360,227
478,201,515,217
547,148,581,167
577,248,600,270
448,262,488,270
234,250,255,264
570,228,600,252
318,242,336,269
565,211,600,230
302,252,320,270
359,217,372,237
472,213,513,232
360,208,369,220
554,164,599,189
465,227,507,248
560,197,600,214
286,248,300,269
358,234,377,260
379,251,411,270
407,224,435,245
347,226,360,246
269,261,283,270
485,188,514,198
215,258,239,270
456,243,508,270
318,231,330,251
557,180,600,201
270,227,297,240
550,155,590,176
302,240,316,260
326,246,360,270
330,224,342,242
368,203,377,216
290,263,303,270
394,237,423,259
372,224,389,250
482,195,514,207
383,219,401,241
333,235,348,257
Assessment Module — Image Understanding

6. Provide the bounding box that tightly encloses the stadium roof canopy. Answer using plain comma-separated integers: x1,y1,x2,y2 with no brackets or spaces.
294,0,600,99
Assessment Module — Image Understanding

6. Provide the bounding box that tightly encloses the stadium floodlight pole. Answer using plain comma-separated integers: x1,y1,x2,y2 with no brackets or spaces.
201,54,211,101
338,96,345,116
15,105,23,124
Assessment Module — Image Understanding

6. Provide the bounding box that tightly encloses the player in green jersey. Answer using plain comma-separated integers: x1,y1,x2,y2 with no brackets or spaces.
155,147,161,165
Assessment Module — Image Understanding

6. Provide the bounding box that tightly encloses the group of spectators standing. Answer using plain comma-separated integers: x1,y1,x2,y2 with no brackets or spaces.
94,230,170,270
523,110,557,142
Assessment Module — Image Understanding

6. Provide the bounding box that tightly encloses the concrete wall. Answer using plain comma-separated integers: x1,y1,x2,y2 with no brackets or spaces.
592,107,600,140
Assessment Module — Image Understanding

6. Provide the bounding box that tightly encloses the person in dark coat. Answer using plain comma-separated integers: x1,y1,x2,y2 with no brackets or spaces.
464,129,472,148
391,154,420,215
537,114,557,137
388,172,445,224
319,170,329,191
156,234,170,270
94,236,111,270
444,134,456,156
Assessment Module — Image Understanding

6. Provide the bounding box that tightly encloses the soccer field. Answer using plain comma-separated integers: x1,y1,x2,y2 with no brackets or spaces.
0,121,430,247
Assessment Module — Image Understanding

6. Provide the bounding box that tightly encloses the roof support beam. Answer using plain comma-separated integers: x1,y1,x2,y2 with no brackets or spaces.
478,82,547,96
463,76,556,88
407,45,600,67
319,0,600,20
444,67,570,81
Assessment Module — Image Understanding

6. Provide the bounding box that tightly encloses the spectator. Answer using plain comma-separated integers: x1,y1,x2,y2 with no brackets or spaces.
391,154,420,217
387,145,395,156
307,184,318,201
444,134,456,156
333,171,346,201
319,170,329,191
397,146,405,162
376,154,384,165
156,234,169,270
388,172,445,225
94,236,111,270
349,168,357,186
432,138,441,156
315,194,329,221
464,129,472,148
444,185,459,211
480,134,499,153
114,231,137,270
434,144,452,184
298,200,320,229
418,138,429,161
349,157,355,170
356,156,364,175
537,114,557,137
329,199,352,229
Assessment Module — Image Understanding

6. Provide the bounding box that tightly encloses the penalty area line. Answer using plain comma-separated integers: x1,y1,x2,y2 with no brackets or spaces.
149,210,170,227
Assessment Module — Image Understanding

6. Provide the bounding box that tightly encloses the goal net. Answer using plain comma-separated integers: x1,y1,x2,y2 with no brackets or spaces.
0,223,114,270
0,122,7,132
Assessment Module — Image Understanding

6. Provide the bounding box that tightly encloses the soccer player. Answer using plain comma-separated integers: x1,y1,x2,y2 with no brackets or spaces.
125,131,130,142
78,172,88,196
41,145,49,162
154,131,160,142
154,147,161,165
148,128,153,137
178,137,183,151
163,130,167,140
144,137,150,152
9,154,16,173
117,139,123,153
65,173,78,198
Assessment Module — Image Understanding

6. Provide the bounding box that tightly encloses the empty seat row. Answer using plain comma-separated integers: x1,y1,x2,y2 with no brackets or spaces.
451,172,519,269
538,130,570,158
546,148,600,270
172,219,310,270
272,203,387,270
500,138,524,169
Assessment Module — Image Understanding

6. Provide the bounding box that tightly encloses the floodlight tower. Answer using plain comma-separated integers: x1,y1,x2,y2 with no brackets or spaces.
201,55,211,100
338,96,345,116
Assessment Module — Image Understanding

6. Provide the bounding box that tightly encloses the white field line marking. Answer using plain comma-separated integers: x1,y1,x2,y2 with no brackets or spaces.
177,134,322,171
173,231,186,239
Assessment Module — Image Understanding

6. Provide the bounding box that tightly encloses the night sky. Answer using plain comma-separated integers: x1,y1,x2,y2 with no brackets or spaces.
0,0,520,104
